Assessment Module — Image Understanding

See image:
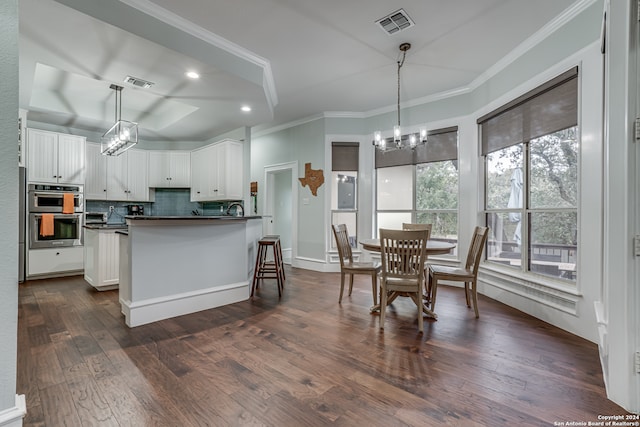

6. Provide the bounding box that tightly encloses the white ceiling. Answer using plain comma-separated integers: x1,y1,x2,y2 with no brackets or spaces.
19,0,580,145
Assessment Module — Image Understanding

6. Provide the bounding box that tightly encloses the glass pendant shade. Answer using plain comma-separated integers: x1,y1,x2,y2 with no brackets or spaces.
101,120,138,156
409,133,417,148
420,127,428,142
393,125,401,147
374,131,386,150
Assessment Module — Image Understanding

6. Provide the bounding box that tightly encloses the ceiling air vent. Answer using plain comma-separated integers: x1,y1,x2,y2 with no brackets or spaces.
123,75,154,89
376,9,415,35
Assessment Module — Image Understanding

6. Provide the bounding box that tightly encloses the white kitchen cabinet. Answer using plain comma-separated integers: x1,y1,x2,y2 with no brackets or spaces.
149,151,191,188
85,142,150,201
190,144,214,201
27,128,85,184
27,247,84,277
85,142,108,199
84,228,121,290
191,139,243,202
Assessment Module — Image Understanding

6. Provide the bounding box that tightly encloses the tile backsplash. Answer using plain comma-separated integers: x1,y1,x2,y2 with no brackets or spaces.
85,189,243,222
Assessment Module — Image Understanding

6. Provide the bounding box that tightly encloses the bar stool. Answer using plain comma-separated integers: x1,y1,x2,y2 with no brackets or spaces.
251,235,285,297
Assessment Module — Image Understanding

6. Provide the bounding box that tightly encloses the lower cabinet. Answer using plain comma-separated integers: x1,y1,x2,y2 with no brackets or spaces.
84,228,121,290
28,247,84,277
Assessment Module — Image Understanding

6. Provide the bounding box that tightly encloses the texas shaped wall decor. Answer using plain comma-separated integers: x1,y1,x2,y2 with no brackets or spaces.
298,162,324,196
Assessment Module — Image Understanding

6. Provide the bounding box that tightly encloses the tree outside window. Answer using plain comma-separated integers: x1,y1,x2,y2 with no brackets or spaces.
484,128,578,281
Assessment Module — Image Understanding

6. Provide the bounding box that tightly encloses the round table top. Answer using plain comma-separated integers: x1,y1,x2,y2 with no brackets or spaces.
359,238,456,255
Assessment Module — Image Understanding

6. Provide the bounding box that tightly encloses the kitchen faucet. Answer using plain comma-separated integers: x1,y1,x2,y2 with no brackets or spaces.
226,202,244,217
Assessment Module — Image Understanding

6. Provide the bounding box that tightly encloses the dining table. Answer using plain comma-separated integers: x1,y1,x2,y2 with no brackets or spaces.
359,238,456,319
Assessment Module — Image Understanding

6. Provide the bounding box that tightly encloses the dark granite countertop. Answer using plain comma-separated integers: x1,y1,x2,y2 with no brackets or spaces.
84,224,128,230
125,215,262,221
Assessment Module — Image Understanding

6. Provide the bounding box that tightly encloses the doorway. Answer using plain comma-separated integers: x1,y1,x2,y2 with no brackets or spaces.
264,162,297,264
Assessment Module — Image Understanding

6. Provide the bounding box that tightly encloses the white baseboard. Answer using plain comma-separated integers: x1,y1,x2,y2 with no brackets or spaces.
292,256,331,272
281,248,292,264
121,282,250,327
0,395,26,427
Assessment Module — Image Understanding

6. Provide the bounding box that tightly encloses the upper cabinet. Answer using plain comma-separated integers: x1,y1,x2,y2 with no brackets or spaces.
149,151,191,188
27,128,85,184
85,142,108,199
191,139,243,202
85,142,150,201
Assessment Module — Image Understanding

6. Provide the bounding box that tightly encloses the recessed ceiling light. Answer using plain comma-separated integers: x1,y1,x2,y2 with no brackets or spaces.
241,106,252,112
185,71,200,79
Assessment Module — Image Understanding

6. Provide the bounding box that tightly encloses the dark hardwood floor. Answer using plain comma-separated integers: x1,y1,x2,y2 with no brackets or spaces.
17,266,629,426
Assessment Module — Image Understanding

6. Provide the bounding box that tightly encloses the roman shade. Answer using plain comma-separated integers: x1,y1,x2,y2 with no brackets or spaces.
478,67,578,155
332,142,359,171
375,126,458,168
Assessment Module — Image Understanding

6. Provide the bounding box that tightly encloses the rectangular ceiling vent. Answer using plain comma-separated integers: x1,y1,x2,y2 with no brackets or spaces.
376,9,415,35
124,75,154,89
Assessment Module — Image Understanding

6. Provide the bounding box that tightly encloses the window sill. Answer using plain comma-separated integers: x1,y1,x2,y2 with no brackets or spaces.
479,262,582,316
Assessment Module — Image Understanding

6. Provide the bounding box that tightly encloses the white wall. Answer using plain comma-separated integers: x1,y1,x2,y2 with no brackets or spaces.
599,0,639,412
0,1,26,425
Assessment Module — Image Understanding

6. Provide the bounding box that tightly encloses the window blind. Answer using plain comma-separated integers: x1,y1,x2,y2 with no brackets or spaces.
375,126,458,168
478,67,578,155
332,142,359,171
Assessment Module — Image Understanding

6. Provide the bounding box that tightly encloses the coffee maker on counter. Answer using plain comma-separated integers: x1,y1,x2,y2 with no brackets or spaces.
126,204,144,216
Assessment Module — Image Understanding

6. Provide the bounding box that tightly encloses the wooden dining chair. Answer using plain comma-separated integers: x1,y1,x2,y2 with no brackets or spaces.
427,226,489,318
402,223,432,295
402,223,432,233
379,228,429,333
332,224,381,306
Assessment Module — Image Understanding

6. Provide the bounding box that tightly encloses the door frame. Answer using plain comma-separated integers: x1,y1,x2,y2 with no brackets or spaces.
263,161,298,264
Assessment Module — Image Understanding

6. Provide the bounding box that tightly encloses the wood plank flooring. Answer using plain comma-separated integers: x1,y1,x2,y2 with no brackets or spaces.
17,266,630,426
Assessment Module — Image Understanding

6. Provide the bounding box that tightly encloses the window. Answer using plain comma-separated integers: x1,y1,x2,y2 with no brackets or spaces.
330,142,358,249
375,127,458,253
479,68,578,282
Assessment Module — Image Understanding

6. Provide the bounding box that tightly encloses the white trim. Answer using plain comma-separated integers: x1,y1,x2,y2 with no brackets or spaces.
0,395,26,427
281,248,292,264
119,0,278,108
476,44,593,119
479,269,581,316
469,0,597,94
323,111,367,119
263,161,298,263
253,114,325,138
292,256,331,272
121,281,249,327
252,0,597,138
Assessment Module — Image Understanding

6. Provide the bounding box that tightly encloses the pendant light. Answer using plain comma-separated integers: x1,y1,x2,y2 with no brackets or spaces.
373,43,428,151
101,84,138,156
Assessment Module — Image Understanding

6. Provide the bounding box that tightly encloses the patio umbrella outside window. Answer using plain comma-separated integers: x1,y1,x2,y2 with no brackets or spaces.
508,168,523,245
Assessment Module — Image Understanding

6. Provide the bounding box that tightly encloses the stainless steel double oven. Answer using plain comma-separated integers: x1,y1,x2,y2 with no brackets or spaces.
28,183,84,249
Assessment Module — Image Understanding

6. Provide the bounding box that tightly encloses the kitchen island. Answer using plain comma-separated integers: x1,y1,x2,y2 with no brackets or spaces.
119,215,262,327
84,224,128,291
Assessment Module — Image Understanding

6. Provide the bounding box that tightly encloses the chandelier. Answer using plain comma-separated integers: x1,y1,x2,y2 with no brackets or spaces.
373,43,427,151
101,84,138,156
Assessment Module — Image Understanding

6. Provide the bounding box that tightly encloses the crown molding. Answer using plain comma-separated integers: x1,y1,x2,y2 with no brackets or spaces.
364,0,597,120
120,0,278,108
467,0,597,93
